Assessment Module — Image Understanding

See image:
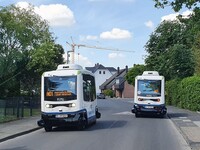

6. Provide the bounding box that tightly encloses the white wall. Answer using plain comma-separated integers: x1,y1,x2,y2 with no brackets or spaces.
94,69,114,93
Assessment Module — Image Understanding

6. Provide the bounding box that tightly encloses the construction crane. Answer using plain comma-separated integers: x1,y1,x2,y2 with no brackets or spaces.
66,42,134,64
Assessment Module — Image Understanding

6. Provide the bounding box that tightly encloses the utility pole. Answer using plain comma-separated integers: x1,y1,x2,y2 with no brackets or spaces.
66,42,76,64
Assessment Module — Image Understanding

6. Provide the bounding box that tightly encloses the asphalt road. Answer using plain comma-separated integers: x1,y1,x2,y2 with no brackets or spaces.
0,99,191,150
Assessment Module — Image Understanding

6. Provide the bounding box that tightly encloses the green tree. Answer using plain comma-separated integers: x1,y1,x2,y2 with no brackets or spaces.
154,0,200,12
169,44,195,79
145,20,187,80
20,42,64,95
126,64,146,85
0,4,64,97
193,33,200,75
28,42,64,75
179,8,200,75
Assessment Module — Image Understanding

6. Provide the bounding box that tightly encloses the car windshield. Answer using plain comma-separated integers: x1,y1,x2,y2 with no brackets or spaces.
44,76,77,101
137,80,161,97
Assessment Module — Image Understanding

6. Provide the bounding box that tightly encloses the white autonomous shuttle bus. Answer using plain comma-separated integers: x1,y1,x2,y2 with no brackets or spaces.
132,71,167,117
38,64,101,131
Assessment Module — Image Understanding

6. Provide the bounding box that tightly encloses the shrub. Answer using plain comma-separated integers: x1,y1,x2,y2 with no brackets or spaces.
103,89,114,98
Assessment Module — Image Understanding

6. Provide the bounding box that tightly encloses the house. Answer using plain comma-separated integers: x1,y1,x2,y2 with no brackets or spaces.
85,63,117,93
99,66,134,98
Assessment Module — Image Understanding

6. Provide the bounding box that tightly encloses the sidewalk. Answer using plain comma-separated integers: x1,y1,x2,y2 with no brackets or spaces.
0,116,41,143
167,106,200,150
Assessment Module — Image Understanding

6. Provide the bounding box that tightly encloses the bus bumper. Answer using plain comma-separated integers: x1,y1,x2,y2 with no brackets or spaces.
37,109,88,127
132,104,167,116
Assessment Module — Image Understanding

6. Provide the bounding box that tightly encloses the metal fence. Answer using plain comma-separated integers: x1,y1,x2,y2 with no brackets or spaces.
0,96,41,120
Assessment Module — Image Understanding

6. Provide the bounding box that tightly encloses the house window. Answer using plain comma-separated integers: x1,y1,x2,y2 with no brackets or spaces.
99,71,101,74
116,79,120,84
103,71,105,74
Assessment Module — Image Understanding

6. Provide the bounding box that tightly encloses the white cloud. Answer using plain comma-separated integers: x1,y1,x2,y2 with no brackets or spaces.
15,1,30,9
100,28,132,40
88,0,105,1
35,4,75,27
108,53,125,59
145,20,154,29
79,35,98,41
161,13,179,22
88,0,135,2
75,53,93,67
122,0,135,2
86,35,98,40
63,53,93,67
161,10,193,22
181,10,194,19
16,2,75,27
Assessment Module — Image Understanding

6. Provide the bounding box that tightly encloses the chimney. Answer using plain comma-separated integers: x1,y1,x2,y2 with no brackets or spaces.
125,65,128,73
117,67,120,74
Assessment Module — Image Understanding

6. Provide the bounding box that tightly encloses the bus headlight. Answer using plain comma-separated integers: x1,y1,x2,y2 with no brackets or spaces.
46,104,53,108
69,103,76,107
138,98,143,101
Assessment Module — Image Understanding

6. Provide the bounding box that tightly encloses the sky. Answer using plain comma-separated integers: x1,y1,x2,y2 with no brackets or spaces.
0,0,193,69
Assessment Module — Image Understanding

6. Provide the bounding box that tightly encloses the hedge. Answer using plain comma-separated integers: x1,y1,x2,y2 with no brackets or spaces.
166,76,200,111
165,79,181,106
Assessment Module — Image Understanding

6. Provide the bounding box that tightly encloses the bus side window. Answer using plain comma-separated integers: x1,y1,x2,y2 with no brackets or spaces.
83,81,90,101
83,74,96,102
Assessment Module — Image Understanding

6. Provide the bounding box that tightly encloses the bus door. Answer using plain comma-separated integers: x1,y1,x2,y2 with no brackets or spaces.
82,74,96,119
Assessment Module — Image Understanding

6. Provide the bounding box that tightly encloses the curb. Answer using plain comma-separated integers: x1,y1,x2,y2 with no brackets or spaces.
167,113,200,150
167,114,191,146
0,127,42,143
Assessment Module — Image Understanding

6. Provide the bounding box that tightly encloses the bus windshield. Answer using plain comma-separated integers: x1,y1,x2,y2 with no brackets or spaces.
137,80,161,97
44,76,77,101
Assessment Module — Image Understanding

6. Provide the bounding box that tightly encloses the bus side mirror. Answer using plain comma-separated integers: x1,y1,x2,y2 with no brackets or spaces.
96,110,101,119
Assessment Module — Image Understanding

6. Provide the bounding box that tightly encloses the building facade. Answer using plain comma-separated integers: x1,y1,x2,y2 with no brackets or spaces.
99,66,134,98
85,63,117,93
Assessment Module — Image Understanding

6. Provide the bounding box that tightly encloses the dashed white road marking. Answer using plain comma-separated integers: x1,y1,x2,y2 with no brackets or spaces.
182,120,192,122
113,111,133,115
179,117,187,119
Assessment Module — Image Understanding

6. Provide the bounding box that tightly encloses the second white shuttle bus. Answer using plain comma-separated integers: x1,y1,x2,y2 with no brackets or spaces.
132,71,167,117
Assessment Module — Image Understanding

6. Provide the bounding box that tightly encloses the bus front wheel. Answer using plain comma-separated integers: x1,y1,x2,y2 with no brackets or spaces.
44,125,52,132
78,115,88,130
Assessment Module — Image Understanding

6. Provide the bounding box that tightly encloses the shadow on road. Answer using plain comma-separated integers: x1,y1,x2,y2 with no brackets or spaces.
90,120,127,131
49,120,127,132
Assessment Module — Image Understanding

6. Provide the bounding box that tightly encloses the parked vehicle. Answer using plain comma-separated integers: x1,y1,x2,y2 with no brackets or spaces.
97,93,106,99
37,64,101,131
132,71,167,117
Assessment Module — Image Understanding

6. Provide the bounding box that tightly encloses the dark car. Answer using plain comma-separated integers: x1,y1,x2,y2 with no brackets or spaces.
97,93,106,99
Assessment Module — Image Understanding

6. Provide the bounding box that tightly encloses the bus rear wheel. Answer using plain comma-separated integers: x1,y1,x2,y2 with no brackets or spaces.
135,112,141,118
